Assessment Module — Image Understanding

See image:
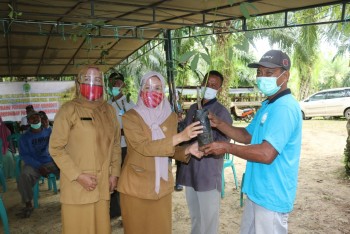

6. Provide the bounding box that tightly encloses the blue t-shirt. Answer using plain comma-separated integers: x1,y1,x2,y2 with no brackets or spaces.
244,92,302,213
19,127,53,169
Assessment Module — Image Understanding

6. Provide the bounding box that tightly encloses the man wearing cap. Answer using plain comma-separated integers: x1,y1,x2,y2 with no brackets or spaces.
17,110,59,218
107,72,135,219
20,105,35,132
201,50,302,233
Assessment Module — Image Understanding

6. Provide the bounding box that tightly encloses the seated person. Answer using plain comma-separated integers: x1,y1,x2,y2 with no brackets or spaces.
38,111,50,129
20,105,34,132
16,111,59,218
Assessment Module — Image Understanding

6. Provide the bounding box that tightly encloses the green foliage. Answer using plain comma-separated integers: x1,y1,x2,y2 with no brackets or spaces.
7,4,22,19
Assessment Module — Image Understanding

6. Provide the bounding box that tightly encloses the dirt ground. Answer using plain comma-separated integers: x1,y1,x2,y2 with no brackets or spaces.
1,119,349,234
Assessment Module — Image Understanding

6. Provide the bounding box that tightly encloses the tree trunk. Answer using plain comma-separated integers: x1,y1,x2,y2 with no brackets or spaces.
345,120,350,175
215,23,232,111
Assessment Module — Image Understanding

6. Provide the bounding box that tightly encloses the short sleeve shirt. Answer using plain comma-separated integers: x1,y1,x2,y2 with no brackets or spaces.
244,92,302,213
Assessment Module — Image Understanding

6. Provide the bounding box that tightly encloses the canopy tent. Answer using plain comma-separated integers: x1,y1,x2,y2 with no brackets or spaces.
0,0,348,77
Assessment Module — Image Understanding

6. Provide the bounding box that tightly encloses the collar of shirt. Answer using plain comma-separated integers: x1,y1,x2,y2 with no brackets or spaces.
266,88,291,105
201,98,217,107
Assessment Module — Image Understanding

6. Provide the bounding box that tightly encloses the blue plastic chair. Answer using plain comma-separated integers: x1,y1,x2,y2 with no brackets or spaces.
7,133,21,154
240,173,245,207
33,173,58,208
221,153,239,198
0,168,6,193
0,195,10,234
0,140,7,192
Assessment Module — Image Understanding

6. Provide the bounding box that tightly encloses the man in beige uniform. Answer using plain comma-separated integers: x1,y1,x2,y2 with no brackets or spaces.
49,66,121,234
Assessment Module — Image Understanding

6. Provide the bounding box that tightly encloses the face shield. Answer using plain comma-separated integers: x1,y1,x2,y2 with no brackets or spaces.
140,76,164,108
77,66,105,101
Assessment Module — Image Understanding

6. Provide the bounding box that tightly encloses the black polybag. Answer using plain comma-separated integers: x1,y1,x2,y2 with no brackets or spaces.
195,109,213,147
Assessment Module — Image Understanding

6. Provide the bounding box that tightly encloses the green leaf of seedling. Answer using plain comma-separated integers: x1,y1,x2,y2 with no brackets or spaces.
8,11,13,19
179,50,196,63
190,54,199,71
8,4,13,10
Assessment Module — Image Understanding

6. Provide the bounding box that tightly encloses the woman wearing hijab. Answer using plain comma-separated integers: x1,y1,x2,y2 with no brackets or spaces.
0,117,15,178
117,71,203,234
49,66,121,233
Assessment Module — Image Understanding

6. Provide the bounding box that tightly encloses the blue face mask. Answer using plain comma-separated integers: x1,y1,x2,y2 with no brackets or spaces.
109,87,120,96
256,71,285,96
31,122,42,129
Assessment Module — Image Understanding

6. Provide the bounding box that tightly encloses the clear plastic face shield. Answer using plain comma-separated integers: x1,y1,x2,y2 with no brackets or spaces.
77,66,105,101
140,76,164,108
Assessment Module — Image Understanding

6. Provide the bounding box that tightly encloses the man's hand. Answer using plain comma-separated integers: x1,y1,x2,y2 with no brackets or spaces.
38,166,50,177
109,176,118,192
208,112,222,128
187,142,204,158
77,173,98,191
200,141,230,156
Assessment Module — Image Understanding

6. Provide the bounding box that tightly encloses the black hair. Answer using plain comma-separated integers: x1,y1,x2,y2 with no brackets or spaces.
108,72,124,82
204,70,224,87
26,105,34,110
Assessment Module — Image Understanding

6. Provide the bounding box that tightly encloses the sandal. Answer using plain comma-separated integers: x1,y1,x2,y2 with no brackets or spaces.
15,207,34,218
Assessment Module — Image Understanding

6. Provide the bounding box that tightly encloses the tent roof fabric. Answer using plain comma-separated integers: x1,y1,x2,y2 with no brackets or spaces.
0,0,345,77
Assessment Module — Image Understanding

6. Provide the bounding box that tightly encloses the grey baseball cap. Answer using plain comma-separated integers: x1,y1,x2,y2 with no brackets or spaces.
248,50,291,70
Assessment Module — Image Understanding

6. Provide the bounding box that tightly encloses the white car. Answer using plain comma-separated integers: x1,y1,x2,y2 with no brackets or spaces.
299,87,350,120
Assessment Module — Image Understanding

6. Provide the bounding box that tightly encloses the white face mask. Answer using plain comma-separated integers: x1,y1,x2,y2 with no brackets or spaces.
201,87,218,100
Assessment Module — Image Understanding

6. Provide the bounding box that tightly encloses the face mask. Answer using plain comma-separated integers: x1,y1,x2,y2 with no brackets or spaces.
80,83,103,101
110,87,120,96
140,91,164,108
256,71,285,96
31,122,42,129
201,87,218,100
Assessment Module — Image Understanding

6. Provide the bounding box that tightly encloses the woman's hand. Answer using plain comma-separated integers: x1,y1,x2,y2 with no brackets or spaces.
181,121,203,141
186,142,204,158
76,173,97,191
173,121,203,146
109,176,118,192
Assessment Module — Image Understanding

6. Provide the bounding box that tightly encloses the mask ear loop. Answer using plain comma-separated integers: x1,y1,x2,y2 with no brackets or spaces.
277,71,287,87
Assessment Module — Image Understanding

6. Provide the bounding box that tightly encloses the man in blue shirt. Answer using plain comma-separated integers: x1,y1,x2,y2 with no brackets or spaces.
201,50,302,234
177,70,233,234
17,111,59,218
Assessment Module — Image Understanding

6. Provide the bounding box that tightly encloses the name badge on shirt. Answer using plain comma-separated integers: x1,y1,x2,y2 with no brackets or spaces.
261,113,268,125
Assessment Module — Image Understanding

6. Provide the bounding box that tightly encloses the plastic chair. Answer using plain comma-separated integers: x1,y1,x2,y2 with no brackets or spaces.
240,173,245,207
221,153,239,198
33,173,58,208
0,195,10,234
16,157,58,208
0,168,6,192
0,140,7,192
7,133,21,154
